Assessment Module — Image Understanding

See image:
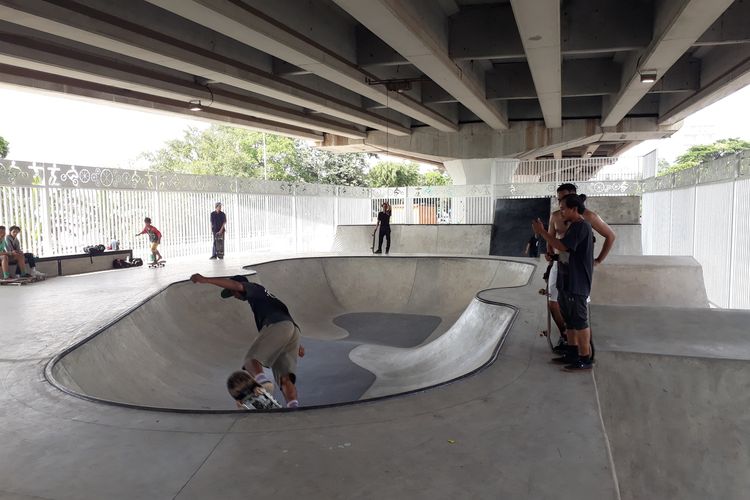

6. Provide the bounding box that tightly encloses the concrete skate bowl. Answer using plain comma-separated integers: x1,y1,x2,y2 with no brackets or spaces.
47,256,531,412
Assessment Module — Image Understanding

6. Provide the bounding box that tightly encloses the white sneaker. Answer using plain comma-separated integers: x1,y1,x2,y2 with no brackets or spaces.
31,269,46,278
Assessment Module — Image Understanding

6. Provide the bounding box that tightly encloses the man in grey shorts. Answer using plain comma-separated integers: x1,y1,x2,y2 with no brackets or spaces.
190,274,304,408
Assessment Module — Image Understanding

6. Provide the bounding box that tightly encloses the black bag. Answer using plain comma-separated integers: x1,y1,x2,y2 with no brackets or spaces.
130,258,144,267
113,258,131,269
83,244,106,263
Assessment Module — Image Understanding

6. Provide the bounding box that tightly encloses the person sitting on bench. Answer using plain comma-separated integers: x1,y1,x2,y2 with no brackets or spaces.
4,225,42,277
0,225,30,279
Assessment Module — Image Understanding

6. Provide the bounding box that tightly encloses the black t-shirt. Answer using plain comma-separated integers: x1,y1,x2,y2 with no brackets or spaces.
241,282,294,331
378,211,391,230
211,211,227,233
557,219,594,297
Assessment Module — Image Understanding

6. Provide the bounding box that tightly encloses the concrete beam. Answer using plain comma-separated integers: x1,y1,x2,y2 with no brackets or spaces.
660,44,750,125
0,31,366,139
695,0,750,46
582,144,600,158
146,0,457,133
0,64,324,141
322,117,678,160
449,4,524,61
334,0,508,130
510,0,562,128
487,57,698,101
449,1,651,61
601,0,735,127
0,0,410,135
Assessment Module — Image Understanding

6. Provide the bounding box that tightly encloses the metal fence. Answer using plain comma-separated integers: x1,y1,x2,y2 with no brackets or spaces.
642,150,750,309
1,157,644,260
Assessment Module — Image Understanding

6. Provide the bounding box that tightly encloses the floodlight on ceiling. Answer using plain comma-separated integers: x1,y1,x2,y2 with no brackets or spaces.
188,99,203,112
639,71,657,84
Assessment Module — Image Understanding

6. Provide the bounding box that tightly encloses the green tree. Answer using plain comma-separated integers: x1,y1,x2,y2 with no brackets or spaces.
658,138,750,176
297,147,369,186
420,170,452,186
366,161,421,187
0,135,9,158
140,125,368,184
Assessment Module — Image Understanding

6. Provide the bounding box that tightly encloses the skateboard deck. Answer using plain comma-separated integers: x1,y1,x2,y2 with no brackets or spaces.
148,260,166,268
539,261,558,351
214,233,225,258
371,227,378,253
0,275,44,285
539,284,554,351
240,388,282,410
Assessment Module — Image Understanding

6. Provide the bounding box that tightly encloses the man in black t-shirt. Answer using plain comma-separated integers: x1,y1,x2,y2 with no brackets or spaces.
210,202,227,260
190,274,305,407
373,202,392,254
532,194,594,371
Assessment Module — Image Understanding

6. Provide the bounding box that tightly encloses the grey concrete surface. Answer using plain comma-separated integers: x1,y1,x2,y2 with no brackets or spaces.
50,256,530,410
592,304,750,500
595,224,642,256
332,224,492,255
2,251,747,500
591,255,708,307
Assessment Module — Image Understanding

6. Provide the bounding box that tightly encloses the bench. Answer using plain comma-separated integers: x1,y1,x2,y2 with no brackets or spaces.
33,250,134,277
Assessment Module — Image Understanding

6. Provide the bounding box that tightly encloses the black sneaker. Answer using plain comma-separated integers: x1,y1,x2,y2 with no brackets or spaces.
374,250,382,254
563,360,593,372
551,340,568,354
209,256,217,260
551,355,575,364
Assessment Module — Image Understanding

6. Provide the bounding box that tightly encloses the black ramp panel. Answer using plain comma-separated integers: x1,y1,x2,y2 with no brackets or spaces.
490,198,550,256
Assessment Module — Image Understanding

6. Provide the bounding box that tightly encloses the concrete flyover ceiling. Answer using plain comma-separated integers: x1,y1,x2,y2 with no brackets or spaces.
0,0,746,160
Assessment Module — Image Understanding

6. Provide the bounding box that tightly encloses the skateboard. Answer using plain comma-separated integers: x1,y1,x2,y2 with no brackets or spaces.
148,260,166,269
538,261,557,351
239,388,282,410
214,233,225,258
371,227,379,253
0,275,45,286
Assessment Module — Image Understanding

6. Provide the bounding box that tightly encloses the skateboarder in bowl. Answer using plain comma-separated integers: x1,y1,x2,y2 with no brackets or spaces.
190,274,304,408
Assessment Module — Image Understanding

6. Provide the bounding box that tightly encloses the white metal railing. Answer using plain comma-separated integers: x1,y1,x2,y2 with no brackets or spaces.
642,150,750,309
1,158,643,260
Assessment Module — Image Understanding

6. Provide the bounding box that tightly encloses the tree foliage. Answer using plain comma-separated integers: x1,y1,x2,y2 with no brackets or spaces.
658,138,750,176
366,161,421,187
0,135,9,159
140,125,370,185
421,170,452,186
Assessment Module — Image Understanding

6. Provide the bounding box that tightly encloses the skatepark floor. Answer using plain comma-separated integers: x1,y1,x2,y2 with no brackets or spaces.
1,251,749,499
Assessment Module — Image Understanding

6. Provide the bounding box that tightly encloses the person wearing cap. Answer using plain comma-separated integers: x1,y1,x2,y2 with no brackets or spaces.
210,202,227,260
189,273,304,408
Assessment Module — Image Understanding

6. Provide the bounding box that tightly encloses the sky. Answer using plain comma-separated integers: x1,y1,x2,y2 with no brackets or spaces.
1,82,749,169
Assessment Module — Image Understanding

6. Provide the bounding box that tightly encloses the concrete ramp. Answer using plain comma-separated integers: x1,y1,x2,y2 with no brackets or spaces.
592,305,750,499
332,224,492,254
592,255,708,307
49,256,531,411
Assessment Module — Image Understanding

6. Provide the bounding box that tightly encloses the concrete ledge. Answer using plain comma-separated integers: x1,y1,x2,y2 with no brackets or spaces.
592,255,709,307
36,250,134,276
332,224,492,254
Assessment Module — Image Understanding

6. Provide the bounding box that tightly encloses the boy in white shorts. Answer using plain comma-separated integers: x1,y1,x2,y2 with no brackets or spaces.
190,274,304,408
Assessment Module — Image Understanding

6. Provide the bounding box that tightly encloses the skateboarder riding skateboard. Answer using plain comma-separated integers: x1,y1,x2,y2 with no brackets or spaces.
135,217,163,265
189,274,304,408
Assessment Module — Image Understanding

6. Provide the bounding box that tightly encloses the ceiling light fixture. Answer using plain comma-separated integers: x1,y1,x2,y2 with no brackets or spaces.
367,77,427,94
639,71,657,84
188,78,215,112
